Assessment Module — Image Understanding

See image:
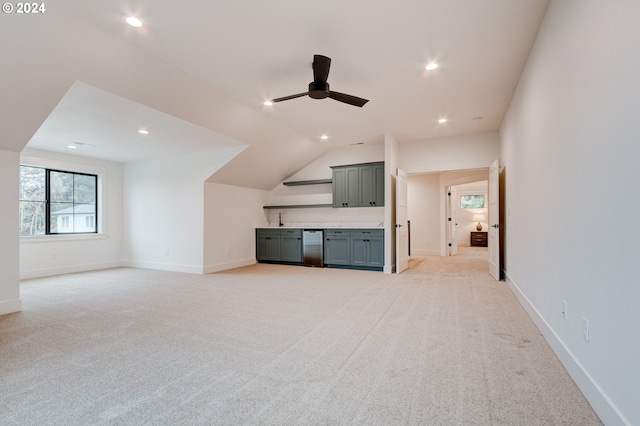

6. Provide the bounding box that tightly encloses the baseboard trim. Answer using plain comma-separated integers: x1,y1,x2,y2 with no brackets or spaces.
0,299,22,316
204,258,256,273
505,272,629,426
122,260,202,274
20,261,123,280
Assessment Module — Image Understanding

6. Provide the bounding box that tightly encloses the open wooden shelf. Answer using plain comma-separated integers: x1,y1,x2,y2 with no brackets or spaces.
282,179,332,186
263,204,333,210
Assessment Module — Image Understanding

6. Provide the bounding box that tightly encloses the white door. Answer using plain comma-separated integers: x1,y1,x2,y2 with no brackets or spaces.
396,168,409,273
488,159,500,280
448,186,458,256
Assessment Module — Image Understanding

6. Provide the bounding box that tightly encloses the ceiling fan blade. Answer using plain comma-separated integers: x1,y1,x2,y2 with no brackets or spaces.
313,55,331,83
329,91,369,107
271,92,309,103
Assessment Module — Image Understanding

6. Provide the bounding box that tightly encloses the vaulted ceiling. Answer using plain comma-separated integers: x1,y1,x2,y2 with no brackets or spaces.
3,0,549,189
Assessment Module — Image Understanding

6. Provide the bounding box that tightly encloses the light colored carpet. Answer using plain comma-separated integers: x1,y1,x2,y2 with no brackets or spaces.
1,248,601,425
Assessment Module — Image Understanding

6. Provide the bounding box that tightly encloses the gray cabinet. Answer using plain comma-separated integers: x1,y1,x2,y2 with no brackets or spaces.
280,229,303,262
256,229,281,261
325,229,384,270
256,229,302,263
257,228,383,271
358,163,385,207
350,230,384,268
332,166,359,208
324,230,351,265
332,162,384,208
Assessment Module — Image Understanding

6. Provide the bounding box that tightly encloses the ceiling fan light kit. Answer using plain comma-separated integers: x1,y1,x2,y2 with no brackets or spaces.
270,55,369,108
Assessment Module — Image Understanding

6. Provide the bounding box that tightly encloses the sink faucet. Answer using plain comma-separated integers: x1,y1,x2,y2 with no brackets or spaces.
279,212,283,227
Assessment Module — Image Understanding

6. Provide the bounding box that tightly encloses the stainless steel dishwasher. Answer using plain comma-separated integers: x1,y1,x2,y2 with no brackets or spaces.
302,230,323,267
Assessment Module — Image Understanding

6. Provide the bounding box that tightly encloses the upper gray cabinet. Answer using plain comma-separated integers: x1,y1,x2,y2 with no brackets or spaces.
332,166,359,208
332,162,384,208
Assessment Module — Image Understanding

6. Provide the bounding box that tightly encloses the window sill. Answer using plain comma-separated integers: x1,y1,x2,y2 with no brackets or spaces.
20,234,108,243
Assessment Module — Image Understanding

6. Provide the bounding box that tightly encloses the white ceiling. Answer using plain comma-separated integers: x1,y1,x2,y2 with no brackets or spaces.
27,82,246,163
26,0,549,165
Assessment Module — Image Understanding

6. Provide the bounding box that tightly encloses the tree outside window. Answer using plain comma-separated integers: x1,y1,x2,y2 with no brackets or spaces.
460,194,485,209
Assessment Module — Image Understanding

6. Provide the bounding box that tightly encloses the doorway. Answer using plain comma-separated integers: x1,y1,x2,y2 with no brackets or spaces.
447,180,489,257
406,169,490,267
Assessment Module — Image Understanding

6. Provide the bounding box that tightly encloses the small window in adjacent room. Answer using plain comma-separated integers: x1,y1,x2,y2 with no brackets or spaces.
19,165,98,235
460,194,485,209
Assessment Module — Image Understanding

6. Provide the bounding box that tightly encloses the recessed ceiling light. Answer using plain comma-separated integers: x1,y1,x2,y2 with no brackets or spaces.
426,63,439,71
126,16,143,27
67,145,78,149
438,118,448,124
472,116,483,122
138,129,149,134
320,135,329,140
263,100,273,106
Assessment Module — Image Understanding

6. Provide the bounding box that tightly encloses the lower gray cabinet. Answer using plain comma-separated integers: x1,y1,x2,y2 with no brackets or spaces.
256,229,302,263
325,229,384,270
257,228,383,270
324,230,351,265
280,229,303,263
256,229,281,261
350,230,384,268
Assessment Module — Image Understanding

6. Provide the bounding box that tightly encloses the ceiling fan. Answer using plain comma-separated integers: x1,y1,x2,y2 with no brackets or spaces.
269,55,369,107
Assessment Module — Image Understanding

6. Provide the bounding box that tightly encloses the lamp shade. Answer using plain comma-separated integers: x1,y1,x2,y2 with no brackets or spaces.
473,214,485,231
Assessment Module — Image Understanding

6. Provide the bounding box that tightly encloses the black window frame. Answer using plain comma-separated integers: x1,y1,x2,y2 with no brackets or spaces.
19,165,98,236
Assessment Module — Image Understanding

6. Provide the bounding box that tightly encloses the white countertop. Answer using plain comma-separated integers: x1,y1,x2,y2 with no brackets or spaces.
261,222,383,229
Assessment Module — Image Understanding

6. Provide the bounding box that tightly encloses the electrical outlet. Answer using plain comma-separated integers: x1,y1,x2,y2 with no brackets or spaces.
165,250,170,256
51,251,56,260
583,317,590,343
226,248,231,255
562,300,568,320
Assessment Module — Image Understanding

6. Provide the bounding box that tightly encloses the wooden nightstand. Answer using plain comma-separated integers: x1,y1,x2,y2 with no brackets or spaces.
470,231,488,247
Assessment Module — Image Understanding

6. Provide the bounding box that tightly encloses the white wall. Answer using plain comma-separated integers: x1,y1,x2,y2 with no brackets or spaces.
204,183,269,273
0,150,21,315
407,174,441,255
500,1,640,424
399,131,499,174
19,149,124,279
123,147,243,274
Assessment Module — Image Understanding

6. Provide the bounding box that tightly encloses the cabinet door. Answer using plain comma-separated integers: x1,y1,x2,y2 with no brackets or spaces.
358,163,385,207
372,163,385,206
332,166,359,208
256,229,281,261
367,236,384,267
325,231,350,265
350,236,368,266
281,230,302,262
256,234,270,260
358,165,372,207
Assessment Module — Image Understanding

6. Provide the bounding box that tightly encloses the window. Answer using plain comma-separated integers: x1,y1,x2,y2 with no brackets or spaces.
19,166,98,235
460,194,485,209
